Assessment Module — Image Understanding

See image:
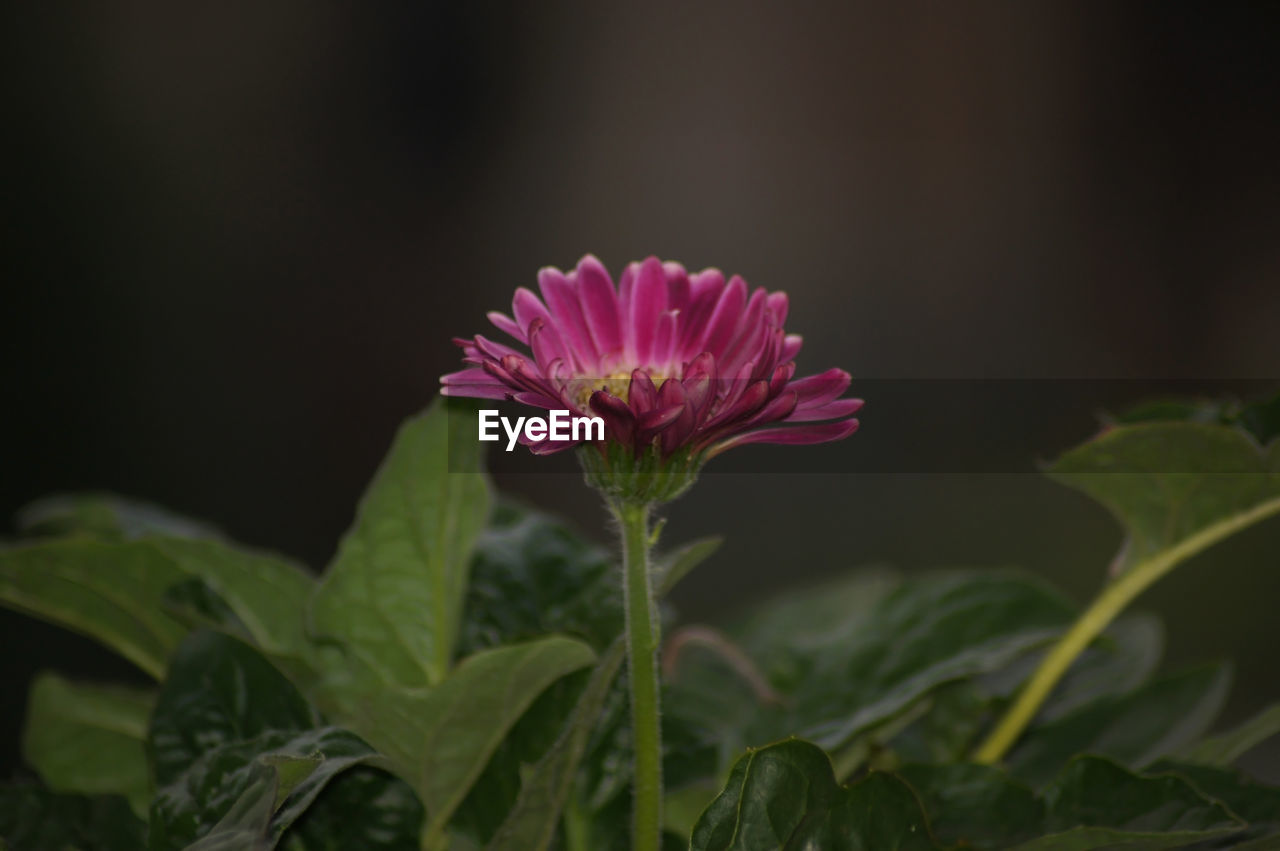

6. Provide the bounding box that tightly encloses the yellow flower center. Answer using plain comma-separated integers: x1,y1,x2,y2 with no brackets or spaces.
570,370,668,410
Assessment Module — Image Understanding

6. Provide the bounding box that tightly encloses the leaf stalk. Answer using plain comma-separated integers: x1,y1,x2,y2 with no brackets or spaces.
973,495,1280,764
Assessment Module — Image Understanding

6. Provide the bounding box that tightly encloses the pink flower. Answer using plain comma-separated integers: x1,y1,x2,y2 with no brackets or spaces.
441,255,861,460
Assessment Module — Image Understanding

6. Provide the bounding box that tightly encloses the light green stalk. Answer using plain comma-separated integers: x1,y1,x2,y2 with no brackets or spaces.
612,499,663,851
974,496,1280,764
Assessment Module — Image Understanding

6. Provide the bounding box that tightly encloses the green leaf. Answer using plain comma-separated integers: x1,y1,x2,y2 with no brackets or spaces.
310,399,492,690
1007,664,1232,787
782,572,1077,749
0,784,146,851
901,756,1245,850
656,535,723,597
0,540,190,678
150,726,377,851
149,631,316,787
690,738,939,850
149,537,314,659
1178,704,1280,767
334,636,595,846
16,492,224,542
162,578,249,636
1033,613,1165,722
485,639,626,851
279,767,422,851
731,567,902,695
458,502,622,656
1048,419,1280,575
21,672,155,817
898,763,1044,849
1017,756,1243,849
1151,760,1280,843
0,533,314,682
179,762,278,851
886,681,991,767
450,666,590,845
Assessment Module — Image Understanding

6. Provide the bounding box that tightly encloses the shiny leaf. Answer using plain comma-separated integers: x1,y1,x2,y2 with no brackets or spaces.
690,738,938,851
149,631,316,787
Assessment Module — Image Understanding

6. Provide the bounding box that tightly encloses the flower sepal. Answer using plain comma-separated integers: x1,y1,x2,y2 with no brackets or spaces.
578,441,703,506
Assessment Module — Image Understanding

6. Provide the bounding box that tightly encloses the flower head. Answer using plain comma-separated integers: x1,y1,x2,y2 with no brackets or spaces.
442,255,861,498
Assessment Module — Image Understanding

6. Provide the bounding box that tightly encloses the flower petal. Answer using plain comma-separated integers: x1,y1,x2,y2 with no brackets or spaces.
512,287,552,338
486,311,526,344
748,390,798,426
789,368,852,409
440,368,512,400
589,390,635,445
528,318,569,371
629,256,668,365
678,269,726,360
786,397,864,422
538,266,598,369
696,274,747,357
707,419,860,457
576,254,623,361
765,291,789,326
664,261,690,309
629,369,658,414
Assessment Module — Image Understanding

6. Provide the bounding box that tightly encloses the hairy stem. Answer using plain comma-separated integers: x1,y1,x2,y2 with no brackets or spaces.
613,499,663,851
974,496,1280,764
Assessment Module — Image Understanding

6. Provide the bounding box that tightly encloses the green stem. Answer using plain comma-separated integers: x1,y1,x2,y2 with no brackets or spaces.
613,499,663,851
974,496,1280,764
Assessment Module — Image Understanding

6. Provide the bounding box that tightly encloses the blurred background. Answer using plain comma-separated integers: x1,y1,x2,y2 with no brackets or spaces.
3,2,1279,779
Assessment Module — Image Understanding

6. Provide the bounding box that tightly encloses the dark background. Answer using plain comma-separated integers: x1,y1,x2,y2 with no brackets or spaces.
4,2,1279,780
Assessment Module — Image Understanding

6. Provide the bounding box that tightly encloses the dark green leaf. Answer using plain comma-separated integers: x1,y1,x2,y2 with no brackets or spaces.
1153,760,1280,825
149,631,316,786
16,492,224,542
900,756,1246,850
0,540,190,678
1048,420,1280,575
1008,664,1232,787
0,784,146,851
783,572,1077,749
485,640,626,851
731,567,902,695
180,762,277,851
149,727,376,851
689,738,939,851
1034,613,1165,722
449,665,590,845
310,399,492,690
887,681,991,766
458,501,622,656
663,627,784,769
21,672,155,817
279,767,422,850
1018,756,1243,849
1178,704,1280,767
898,762,1044,849
334,636,595,846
